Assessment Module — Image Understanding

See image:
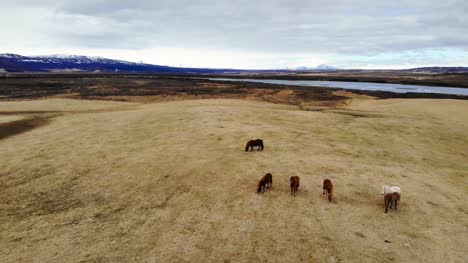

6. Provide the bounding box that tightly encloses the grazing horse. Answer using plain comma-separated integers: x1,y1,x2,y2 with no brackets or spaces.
290,176,300,196
245,139,264,152
381,185,401,196
257,173,273,193
323,179,334,202
384,192,400,213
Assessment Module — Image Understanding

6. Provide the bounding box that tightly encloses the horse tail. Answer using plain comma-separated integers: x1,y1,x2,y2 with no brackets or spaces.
245,141,250,152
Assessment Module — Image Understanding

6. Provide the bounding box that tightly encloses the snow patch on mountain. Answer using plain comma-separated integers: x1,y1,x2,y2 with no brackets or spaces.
315,64,336,70
288,64,337,71
21,59,44,62
0,53,24,59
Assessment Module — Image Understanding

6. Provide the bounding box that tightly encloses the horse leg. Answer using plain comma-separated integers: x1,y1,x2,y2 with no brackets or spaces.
394,200,398,210
385,197,388,213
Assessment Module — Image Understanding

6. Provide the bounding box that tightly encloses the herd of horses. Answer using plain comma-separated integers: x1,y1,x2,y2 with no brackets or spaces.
246,139,401,213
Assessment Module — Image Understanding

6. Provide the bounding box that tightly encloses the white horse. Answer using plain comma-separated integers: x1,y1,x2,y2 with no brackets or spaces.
381,186,401,195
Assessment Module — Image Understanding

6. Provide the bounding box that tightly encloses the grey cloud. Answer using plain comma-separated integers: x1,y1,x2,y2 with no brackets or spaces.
2,0,468,56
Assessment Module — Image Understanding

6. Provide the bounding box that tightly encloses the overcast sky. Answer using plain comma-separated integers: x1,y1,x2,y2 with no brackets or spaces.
1,0,467,69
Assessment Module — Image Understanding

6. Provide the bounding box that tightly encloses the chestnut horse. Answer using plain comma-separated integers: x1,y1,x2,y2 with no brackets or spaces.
245,139,264,152
323,179,334,202
290,176,300,196
257,173,273,193
384,192,400,213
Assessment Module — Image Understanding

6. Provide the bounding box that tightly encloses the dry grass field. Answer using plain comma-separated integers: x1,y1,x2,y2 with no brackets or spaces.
1,97,467,262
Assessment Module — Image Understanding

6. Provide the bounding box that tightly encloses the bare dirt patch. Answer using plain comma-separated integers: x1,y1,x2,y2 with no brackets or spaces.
0,117,50,140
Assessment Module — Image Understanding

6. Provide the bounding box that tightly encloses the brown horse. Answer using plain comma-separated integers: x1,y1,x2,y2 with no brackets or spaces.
245,139,264,152
323,179,334,202
384,192,400,213
257,173,273,193
290,176,300,196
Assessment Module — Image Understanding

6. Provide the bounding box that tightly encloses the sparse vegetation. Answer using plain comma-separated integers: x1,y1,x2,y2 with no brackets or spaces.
1,96,467,262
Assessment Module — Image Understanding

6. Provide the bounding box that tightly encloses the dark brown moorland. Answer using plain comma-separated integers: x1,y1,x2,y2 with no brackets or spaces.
0,72,467,104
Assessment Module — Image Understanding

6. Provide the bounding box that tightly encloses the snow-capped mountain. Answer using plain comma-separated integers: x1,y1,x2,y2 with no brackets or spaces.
291,65,337,71
34,54,133,64
314,64,336,70
0,53,233,73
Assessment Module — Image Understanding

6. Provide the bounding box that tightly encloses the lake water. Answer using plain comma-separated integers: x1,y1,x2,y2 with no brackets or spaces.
205,78,468,96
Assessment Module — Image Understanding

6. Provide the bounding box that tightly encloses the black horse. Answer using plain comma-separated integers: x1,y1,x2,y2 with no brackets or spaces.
245,139,264,152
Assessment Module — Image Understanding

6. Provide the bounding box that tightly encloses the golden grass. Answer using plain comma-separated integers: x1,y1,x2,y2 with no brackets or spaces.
0,98,467,262
0,115,25,124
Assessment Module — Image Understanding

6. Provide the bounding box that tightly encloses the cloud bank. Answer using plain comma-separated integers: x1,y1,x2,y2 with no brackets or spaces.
1,0,467,68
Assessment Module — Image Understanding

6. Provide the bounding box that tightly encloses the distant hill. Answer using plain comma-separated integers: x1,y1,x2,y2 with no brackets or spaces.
401,67,468,73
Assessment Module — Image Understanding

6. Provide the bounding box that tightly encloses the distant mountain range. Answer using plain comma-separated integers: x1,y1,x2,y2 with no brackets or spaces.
0,53,340,73
0,53,467,73
402,67,468,73
0,53,231,73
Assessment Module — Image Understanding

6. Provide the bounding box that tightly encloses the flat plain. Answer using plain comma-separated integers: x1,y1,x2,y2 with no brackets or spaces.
0,78,467,262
